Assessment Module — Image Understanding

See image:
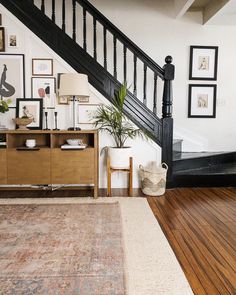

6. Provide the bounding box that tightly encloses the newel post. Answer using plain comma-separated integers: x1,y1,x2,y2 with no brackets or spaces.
162,56,175,185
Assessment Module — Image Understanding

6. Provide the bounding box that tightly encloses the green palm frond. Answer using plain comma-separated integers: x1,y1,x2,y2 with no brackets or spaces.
92,83,148,148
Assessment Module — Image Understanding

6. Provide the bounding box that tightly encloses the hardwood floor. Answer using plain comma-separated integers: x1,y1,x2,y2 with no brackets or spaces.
0,187,236,294
148,188,236,295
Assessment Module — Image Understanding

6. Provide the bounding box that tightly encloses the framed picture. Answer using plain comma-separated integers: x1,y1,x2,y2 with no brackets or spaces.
0,14,2,26
0,54,25,106
189,46,218,80
32,58,53,76
0,28,5,52
16,98,43,130
8,34,18,48
57,93,70,105
78,104,102,124
188,84,217,118
31,77,56,98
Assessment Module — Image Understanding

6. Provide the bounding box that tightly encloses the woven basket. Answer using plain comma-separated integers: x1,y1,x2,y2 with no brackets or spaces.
139,163,168,196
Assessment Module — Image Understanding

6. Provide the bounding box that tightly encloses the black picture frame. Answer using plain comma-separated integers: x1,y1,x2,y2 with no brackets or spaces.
0,27,5,52
0,54,25,107
189,46,218,81
188,84,217,118
16,98,43,130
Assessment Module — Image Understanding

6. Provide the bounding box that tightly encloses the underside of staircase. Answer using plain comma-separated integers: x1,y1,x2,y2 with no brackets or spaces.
1,0,236,188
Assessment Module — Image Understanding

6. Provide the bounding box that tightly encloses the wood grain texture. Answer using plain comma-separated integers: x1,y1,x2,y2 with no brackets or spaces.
51,149,95,184
0,150,7,184
148,188,236,295
7,149,51,185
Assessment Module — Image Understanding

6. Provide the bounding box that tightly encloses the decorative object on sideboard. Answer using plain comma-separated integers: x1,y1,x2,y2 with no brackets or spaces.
189,46,218,81
32,58,53,76
0,54,25,106
25,139,36,148
188,84,217,118
53,111,59,130
8,34,18,48
0,27,5,52
12,117,33,130
15,98,43,130
93,83,146,169
59,73,90,131
44,111,50,130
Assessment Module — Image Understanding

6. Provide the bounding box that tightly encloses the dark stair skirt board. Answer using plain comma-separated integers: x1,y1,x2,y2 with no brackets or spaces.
173,151,236,172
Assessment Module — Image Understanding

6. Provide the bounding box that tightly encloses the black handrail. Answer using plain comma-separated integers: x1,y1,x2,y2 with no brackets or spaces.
76,0,164,79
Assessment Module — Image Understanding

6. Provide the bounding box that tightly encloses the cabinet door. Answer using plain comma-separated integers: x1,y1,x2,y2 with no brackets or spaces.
0,150,7,184
51,148,95,184
7,149,51,184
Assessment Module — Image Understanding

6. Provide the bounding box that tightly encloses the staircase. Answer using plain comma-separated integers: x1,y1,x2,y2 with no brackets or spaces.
0,0,174,183
1,0,236,188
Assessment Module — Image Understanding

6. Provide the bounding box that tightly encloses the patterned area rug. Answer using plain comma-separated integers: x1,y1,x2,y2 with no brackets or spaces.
0,203,126,295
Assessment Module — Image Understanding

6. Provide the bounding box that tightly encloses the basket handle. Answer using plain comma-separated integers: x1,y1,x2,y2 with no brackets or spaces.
139,164,144,170
161,163,168,170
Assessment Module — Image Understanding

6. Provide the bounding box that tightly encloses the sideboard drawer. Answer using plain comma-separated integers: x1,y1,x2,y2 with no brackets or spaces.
0,150,7,184
7,149,51,184
51,148,95,184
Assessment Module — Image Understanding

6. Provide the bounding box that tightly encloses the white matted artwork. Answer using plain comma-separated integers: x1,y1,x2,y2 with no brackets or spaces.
8,34,18,48
188,84,216,118
32,59,53,76
189,46,218,80
77,104,102,124
31,77,56,108
0,54,25,106
16,98,43,130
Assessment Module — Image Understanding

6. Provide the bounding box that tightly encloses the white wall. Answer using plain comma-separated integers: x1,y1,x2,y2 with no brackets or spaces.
88,0,236,152
0,4,162,188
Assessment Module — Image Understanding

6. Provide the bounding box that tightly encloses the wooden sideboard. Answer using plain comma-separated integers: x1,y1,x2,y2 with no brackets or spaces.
0,130,99,198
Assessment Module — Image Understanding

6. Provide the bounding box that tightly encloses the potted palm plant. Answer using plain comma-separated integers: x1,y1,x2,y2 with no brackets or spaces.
93,83,146,169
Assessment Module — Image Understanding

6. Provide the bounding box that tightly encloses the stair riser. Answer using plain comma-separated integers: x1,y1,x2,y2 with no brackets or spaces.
171,174,236,188
173,152,236,172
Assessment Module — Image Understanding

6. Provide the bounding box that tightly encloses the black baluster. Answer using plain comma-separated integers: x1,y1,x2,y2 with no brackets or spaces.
93,17,97,60
162,56,175,118
153,73,157,115
113,36,117,79
143,64,147,105
72,0,76,41
41,0,45,13
62,0,66,32
103,27,107,70
51,0,55,23
133,55,137,96
123,45,127,82
83,8,87,51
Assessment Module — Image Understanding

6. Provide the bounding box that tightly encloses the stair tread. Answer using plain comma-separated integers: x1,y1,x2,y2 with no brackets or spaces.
173,151,235,161
174,162,236,175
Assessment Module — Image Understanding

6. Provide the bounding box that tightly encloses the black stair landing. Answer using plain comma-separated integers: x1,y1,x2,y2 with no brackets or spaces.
172,151,236,187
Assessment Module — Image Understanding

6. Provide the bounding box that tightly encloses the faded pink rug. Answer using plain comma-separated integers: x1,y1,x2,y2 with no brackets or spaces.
0,203,126,294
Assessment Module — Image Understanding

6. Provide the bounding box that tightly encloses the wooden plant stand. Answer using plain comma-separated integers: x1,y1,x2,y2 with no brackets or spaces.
107,157,133,197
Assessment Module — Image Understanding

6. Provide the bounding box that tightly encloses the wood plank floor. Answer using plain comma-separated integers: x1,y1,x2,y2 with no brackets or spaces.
148,188,236,295
0,187,236,294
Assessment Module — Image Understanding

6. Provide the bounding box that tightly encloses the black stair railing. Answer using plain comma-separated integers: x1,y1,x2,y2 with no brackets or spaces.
1,0,175,182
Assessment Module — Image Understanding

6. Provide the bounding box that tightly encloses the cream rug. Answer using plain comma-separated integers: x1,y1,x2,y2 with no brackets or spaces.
0,197,193,295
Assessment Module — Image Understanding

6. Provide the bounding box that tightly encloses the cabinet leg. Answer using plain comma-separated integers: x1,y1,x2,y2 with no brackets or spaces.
94,186,98,199
129,157,133,197
107,157,111,197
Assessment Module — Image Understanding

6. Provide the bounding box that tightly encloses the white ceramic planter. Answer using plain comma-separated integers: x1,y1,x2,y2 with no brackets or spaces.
108,147,132,169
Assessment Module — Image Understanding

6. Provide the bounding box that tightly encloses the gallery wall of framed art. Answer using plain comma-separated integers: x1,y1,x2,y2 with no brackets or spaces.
188,45,219,119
